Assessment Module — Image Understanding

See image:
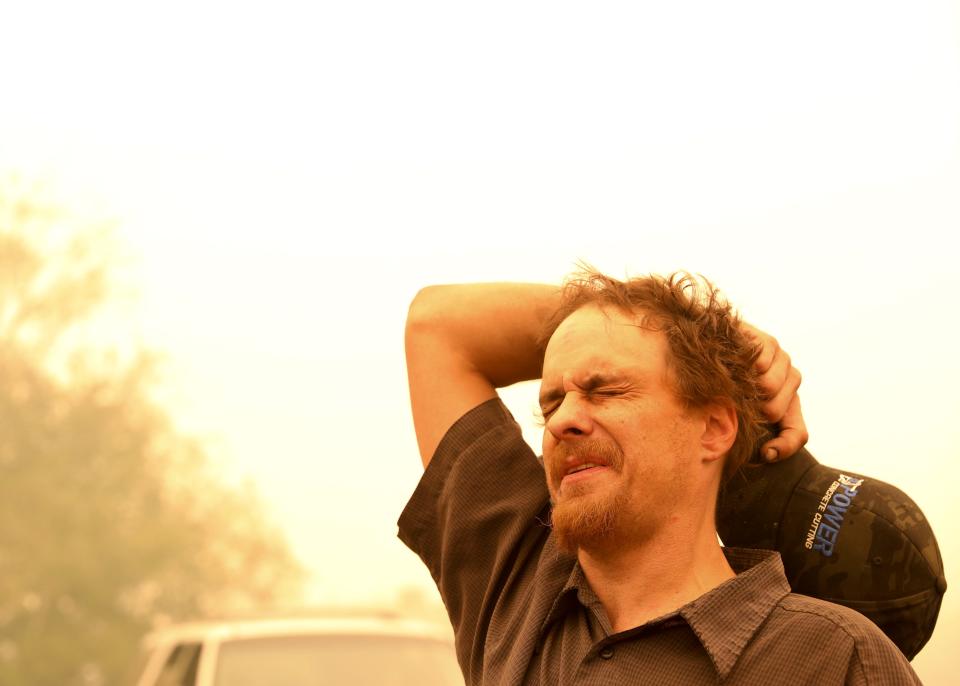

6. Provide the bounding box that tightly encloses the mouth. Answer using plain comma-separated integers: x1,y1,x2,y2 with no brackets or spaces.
548,439,623,496
566,461,605,475
559,461,611,490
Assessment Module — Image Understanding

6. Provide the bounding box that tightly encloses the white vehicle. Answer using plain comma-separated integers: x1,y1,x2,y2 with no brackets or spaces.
134,614,464,686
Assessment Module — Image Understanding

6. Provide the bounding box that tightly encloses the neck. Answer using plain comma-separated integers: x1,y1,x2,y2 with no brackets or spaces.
576,506,735,633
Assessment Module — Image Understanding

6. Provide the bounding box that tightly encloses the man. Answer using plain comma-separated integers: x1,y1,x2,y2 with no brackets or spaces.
399,270,920,684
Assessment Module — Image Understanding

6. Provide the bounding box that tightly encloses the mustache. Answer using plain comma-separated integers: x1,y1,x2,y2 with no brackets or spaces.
546,439,624,484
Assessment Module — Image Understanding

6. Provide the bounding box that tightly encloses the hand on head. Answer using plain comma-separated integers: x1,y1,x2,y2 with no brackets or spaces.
741,322,808,461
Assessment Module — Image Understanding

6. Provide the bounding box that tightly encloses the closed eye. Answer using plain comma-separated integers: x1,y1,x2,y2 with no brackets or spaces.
588,387,625,400
537,390,619,425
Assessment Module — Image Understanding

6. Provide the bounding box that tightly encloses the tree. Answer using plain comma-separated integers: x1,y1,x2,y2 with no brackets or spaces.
0,180,305,686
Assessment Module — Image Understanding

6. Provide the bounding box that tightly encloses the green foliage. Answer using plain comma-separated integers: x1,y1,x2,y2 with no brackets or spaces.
0,182,305,686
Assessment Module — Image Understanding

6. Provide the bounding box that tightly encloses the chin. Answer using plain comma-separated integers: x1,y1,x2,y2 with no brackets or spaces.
550,491,626,554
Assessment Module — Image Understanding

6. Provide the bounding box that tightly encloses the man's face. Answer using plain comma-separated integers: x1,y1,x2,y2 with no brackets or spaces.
539,304,703,553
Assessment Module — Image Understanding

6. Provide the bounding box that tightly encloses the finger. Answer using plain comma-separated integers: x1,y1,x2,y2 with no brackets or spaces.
742,322,779,374
761,394,809,461
757,348,792,401
760,366,801,422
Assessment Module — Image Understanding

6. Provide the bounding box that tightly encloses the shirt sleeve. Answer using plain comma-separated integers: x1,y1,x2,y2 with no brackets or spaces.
844,627,922,686
397,398,552,682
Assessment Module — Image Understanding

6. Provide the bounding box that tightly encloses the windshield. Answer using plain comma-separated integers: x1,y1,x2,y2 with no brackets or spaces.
213,634,463,686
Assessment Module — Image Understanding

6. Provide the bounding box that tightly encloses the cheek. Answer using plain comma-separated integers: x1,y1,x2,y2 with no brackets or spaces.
592,408,635,443
607,415,632,432
618,418,691,476
540,440,562,492
541,429,554,452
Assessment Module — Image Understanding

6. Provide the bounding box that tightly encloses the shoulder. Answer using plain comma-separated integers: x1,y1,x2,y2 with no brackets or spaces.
769,594,920,685
776,593,882,637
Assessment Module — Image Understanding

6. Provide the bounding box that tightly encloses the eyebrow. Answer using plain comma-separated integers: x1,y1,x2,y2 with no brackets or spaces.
538,372,623,406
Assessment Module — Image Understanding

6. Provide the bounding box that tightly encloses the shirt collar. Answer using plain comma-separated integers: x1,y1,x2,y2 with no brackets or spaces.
538,547,791,680
680,548,792,679
539,557,592,636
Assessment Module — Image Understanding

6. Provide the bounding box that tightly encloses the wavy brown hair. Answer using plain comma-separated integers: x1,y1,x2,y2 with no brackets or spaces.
540,269,771,482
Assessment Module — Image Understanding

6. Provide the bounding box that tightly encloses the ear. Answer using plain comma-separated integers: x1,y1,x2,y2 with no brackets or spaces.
699,399,738,464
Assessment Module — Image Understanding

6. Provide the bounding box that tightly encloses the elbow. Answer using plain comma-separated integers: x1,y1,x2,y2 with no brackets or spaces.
406,285,451,336
405,285,465,381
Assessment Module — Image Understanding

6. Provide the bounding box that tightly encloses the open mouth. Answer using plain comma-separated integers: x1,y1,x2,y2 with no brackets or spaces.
560,462,609,489
566,462,605,475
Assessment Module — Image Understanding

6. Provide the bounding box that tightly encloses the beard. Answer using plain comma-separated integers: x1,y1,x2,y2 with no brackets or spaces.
546,438,629,554
551,486,631,554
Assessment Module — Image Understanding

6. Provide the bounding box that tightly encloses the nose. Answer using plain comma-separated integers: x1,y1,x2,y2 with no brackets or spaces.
545,392,594,440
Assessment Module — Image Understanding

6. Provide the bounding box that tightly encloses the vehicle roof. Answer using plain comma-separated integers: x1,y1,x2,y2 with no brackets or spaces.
142,613,453,649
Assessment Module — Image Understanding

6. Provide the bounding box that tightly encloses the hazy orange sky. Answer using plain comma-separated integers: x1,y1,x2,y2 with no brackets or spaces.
2,1,958,681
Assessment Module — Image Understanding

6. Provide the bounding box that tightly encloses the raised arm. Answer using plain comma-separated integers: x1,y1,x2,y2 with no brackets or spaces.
404,283,559,467
405,281,808,468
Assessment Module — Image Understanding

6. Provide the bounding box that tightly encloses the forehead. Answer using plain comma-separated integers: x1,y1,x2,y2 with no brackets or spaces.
542,304,669,378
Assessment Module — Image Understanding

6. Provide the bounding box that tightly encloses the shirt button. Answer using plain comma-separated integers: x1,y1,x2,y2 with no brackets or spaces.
599,647,614,660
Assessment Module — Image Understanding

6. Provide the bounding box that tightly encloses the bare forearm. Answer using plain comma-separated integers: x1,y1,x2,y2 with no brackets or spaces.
406,282,559,387
405,282,559,465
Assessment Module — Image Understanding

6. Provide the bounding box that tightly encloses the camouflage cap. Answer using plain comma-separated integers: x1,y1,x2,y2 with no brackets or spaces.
717,448,946,660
